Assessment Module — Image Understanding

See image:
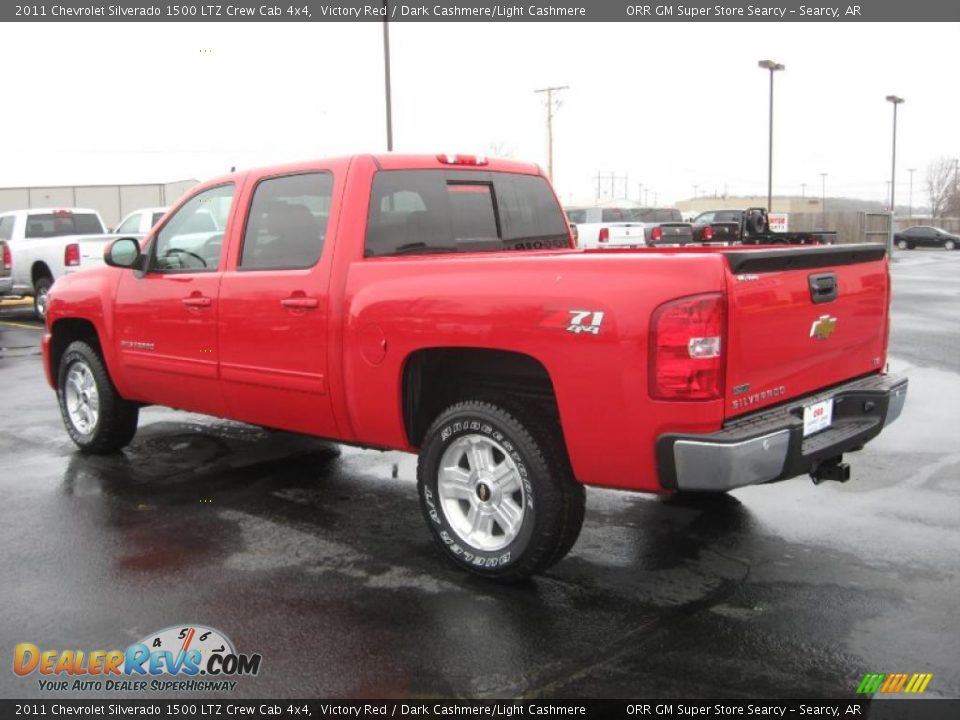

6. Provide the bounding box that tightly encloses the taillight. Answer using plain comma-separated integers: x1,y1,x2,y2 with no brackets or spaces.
651,227,663,242
2,244,10,271
649,293,726,400
598,227,609,243
703,226,714,241
65,243,80,267
437,153,488,166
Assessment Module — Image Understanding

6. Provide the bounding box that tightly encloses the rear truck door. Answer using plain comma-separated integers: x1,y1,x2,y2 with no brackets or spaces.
113,183,237,417
216,167,342,438
723,244,889,420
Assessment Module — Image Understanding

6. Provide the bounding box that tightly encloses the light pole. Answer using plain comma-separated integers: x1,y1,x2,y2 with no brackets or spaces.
908,168,916,219
693,184,698,199
820,173,828,215
801,183,806,198
886,95,904,256
758,60,785,213
382,0,393,151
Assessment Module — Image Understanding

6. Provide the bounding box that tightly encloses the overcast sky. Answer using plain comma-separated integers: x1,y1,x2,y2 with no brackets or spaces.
1,21,957,205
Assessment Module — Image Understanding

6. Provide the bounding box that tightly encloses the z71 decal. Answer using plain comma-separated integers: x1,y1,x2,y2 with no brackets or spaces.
566,310,605,335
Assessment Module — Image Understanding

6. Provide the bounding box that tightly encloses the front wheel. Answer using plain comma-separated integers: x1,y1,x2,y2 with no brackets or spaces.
896,239,910,250
417,401,584,582
945,239,957,251
57,340,139,453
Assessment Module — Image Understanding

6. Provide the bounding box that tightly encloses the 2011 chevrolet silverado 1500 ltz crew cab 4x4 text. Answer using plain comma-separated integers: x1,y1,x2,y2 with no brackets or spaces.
42,154,908,581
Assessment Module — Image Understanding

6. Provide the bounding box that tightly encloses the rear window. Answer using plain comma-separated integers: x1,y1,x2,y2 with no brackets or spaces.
365,170,569,257
600,208,633,223
714,211,742,223
24,212,104,238
565,209,586,224
631,208,682,223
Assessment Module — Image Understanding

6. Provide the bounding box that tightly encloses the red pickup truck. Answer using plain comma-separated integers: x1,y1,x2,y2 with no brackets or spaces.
42,154,907,581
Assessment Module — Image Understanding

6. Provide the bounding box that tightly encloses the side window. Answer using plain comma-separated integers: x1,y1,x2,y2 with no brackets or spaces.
152,184,234,272
150,212,166,228
0,216,14,241
240,172,333,270
115,213,142,235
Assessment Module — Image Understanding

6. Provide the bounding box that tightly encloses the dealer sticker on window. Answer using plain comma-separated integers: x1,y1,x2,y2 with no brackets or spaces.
803,398,834,436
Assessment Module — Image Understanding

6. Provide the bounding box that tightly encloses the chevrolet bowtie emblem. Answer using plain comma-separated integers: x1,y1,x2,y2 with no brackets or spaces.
810,314,838,341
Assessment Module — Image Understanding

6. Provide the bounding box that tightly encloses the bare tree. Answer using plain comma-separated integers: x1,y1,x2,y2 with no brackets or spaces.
925,156,957,217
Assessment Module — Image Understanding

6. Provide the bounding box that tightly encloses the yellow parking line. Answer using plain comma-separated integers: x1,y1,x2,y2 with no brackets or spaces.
0,320,44,331
0,298,33,307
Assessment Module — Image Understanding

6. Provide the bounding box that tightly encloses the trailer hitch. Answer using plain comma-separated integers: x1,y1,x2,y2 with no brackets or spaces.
811,456,851,485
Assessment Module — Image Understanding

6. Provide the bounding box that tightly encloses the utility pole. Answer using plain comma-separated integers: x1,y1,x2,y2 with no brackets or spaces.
820,173,828,215
638,184,644,203
885,95,905,257
644,189,649,206
693,184,699,199
534,85,569,181
801,183,806,198
382,0,393,151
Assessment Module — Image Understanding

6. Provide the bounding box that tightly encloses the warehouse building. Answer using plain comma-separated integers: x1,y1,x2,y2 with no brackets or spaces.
0,179,198,230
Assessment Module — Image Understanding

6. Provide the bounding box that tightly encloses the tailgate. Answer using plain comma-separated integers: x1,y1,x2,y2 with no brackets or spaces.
74,235,116,270
606,224,647,247
724,244,889,419
658,223,693,244
711,222,740,242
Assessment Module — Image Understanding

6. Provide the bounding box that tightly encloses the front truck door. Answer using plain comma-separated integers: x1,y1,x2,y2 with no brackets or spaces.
113,183,237,416
217,169,340,437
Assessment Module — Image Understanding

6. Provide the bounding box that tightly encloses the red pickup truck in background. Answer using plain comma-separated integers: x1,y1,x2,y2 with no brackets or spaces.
42,154,907,581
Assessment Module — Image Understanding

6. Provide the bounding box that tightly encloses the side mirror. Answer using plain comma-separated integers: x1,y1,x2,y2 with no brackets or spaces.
104,237,142,269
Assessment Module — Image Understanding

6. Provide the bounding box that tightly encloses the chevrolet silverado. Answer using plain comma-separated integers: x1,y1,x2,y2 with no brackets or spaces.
42,154,907,581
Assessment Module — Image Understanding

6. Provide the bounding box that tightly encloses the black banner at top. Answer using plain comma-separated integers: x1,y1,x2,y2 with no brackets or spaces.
5,0,960,23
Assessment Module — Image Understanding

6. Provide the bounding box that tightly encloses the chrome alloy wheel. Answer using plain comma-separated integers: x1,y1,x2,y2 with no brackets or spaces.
64,361,100,435
437,434,526,552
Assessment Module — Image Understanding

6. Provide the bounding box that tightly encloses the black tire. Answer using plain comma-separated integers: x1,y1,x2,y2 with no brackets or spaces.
57,340,139,453
945,239,957,251
33,276,52,320
895,239,909,250
417,400,584,582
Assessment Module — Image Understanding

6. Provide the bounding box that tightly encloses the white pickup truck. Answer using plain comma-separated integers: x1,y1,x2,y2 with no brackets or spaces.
0,208,109,318
565,206,693,249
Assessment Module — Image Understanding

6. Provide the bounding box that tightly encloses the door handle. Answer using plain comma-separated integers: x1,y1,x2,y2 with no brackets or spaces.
182,295,212,308
281,296,319,310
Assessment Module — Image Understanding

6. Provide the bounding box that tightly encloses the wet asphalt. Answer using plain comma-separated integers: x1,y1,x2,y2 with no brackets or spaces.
0,249,958,701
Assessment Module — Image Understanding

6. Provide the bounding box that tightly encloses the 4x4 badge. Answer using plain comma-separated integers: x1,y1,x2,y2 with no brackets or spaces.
810,314,838,341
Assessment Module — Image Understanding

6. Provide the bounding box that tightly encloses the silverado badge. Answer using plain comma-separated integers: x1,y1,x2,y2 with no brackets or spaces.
809,314,838,341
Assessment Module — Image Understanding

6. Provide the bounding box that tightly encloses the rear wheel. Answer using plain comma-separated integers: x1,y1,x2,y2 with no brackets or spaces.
33,276,52,320
417,400,584,582
57,340,139,453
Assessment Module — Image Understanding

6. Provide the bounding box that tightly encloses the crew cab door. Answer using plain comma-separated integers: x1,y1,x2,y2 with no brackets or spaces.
113,183,236,416
217,169,341,437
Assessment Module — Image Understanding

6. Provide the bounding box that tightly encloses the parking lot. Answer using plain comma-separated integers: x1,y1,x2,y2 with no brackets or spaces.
0,249,958,700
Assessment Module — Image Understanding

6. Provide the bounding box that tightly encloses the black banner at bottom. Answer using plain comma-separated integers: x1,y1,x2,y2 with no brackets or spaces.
2,699,960,720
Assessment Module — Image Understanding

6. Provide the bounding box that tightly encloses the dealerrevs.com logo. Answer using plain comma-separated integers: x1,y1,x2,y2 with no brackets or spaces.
13,624,262,693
